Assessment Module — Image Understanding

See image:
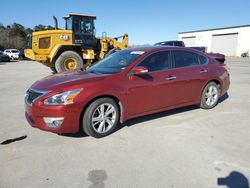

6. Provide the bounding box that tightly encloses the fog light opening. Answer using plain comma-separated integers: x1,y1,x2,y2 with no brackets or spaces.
43,117,64,128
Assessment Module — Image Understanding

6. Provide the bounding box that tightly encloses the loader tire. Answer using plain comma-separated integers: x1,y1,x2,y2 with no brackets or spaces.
55,51,83,72
50,67,57,74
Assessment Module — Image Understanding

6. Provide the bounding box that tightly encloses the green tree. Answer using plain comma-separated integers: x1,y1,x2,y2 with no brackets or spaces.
0,22,54,50
34,24,54,31
0,23,33,50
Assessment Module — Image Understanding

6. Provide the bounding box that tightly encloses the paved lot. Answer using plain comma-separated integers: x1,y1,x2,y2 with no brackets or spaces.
0,58,250,188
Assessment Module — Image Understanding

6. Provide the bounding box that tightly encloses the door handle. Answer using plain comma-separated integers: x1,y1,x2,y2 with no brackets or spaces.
200,69,208,73
166,76,176,80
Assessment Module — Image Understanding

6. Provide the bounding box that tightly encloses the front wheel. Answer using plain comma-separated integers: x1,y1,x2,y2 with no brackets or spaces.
55,51,83,72
200,82,220,109
82,98,119,138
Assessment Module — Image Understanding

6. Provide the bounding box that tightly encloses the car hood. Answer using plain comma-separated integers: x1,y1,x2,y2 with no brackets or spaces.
31,71,109,91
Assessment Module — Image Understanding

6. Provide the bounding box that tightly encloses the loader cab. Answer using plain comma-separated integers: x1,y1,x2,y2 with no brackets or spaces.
64,14,97,49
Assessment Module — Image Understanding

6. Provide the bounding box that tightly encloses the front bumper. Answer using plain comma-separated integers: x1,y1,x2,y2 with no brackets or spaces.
25,101,82,134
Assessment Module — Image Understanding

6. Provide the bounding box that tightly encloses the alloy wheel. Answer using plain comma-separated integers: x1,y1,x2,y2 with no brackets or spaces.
205,85,219,106
91,103,117,134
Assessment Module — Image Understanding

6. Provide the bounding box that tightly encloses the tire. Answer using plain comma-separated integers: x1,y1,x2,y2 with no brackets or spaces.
200,82,220,109
55,51,83,72
82,98,119,138
50,67,57,74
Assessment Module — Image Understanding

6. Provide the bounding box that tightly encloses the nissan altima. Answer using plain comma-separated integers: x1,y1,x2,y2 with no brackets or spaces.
24,47,230,138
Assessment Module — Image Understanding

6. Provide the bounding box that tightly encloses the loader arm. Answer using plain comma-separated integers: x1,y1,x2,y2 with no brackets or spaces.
99,34,128,59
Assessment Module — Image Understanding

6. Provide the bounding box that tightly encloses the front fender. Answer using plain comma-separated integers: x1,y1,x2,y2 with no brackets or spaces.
48,44,63,61
80,90,128,123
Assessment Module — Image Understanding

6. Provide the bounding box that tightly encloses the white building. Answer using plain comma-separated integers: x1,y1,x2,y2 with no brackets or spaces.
178,25,250,56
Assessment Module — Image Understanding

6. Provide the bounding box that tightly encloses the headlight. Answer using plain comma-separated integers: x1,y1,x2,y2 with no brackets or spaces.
44,88,82,105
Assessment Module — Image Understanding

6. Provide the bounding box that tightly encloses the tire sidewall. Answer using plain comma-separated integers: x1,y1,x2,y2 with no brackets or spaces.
55,51,83,72
82,98,119,138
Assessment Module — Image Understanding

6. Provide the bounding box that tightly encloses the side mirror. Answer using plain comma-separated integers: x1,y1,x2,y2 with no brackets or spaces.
132,66,149,75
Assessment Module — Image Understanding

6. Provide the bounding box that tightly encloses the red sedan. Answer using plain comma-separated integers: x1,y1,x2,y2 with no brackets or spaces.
25,47,230,138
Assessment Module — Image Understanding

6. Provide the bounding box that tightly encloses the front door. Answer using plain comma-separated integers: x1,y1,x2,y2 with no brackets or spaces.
72,16,96,49
126,50,178,115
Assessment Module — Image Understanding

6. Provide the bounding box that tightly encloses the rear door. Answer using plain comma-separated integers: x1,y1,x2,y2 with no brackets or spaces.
172,50,209,104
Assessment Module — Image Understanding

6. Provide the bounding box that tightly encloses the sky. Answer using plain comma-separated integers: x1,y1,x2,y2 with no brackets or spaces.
1,0,250,45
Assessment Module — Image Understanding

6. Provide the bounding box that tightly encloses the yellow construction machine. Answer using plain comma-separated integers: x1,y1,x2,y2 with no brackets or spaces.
25,14,128,72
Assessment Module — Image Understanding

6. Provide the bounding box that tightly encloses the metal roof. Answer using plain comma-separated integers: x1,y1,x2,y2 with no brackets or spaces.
179,24,250,34
64,13,96,19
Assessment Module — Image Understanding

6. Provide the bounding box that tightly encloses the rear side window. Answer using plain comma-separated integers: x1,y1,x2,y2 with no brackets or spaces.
173,50,200,68
138,51,171,72
199,55,208,65
173,41,184,47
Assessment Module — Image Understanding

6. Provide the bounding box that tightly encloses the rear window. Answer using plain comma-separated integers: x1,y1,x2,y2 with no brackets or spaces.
173,41,184,47
163,42,173,46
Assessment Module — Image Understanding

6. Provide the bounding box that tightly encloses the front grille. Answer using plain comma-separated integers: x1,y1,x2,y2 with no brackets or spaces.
25,89,46,105
26,34,32,49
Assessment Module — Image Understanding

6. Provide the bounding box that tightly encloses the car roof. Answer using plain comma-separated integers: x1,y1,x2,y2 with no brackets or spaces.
157,40,182,43
126,46,204,54
4,49,19,51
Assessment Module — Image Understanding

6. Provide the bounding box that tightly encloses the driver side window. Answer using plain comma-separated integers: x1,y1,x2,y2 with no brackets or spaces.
138,51,171,72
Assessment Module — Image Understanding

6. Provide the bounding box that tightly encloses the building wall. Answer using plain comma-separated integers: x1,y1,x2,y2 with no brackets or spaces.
178,26,250,56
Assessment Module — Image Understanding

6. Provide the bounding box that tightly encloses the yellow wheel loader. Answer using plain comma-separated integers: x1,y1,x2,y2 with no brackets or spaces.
25,14,128,72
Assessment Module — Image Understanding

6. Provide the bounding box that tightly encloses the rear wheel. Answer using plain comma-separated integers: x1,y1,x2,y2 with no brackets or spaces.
55,51,83,72
200,82,220,109
82,98,119,138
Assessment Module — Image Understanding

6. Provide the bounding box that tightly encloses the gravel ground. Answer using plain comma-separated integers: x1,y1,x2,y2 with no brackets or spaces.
0,58,250,188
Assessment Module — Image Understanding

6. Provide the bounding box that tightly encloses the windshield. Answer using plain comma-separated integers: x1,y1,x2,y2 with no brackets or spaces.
87,50,144,74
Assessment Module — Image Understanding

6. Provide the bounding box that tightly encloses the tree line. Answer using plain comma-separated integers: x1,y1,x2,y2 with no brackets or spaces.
0,23,54,51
